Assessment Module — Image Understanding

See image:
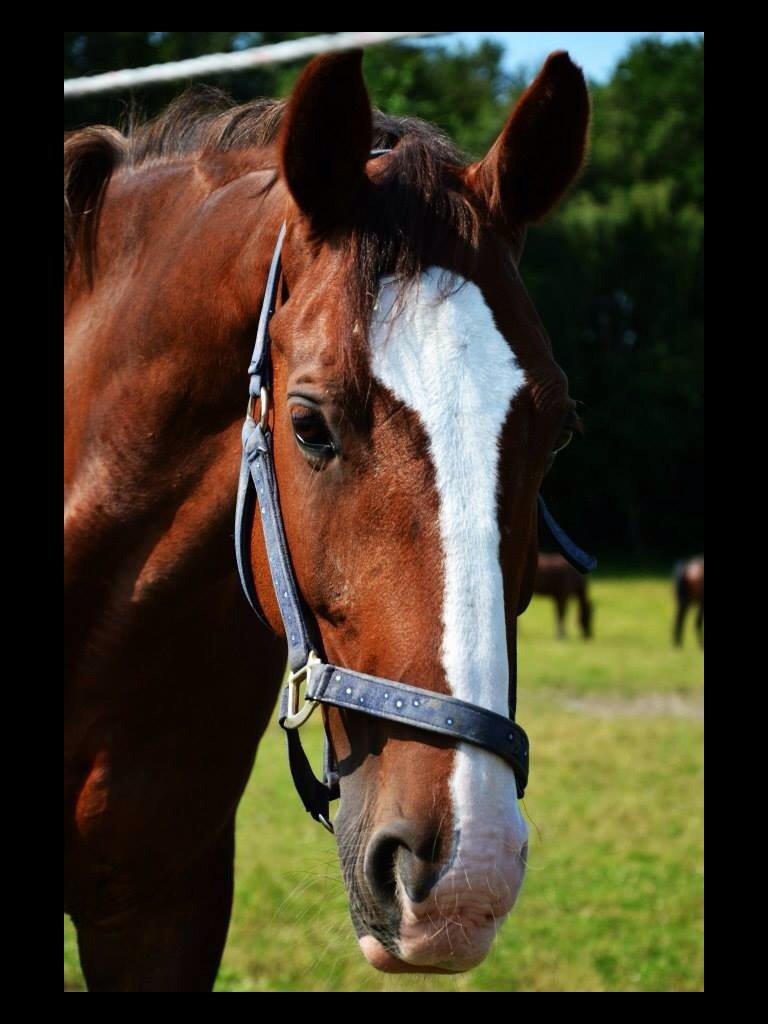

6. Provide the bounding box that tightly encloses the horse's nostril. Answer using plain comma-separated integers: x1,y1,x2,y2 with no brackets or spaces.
365,832,401,908
365,820,450,907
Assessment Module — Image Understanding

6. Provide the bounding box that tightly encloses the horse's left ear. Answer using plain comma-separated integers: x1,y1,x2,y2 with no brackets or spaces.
466,51,590,232
280,49,372,233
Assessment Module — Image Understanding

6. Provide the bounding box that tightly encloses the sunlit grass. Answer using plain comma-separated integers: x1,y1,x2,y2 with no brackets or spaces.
518,572,703,697
64,571,703,992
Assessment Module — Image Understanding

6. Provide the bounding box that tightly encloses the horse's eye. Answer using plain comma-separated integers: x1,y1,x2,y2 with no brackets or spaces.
290,407,337,459
552,407,581,457
545,410,579,473
552,429,573,456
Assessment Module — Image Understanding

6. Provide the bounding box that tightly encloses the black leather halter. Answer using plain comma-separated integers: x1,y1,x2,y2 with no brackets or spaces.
235,207,595,832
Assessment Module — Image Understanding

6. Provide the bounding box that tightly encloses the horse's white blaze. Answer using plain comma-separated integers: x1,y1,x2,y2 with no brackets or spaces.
371,268,529,952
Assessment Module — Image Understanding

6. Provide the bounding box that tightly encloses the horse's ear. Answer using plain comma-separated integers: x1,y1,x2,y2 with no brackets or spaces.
466,51,589,232
280,49,372,233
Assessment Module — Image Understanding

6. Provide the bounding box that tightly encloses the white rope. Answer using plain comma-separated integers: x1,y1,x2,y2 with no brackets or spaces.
64,32,441,99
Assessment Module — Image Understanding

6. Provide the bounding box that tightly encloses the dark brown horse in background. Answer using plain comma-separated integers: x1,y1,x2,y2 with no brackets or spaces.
534,553,593,639
673,555,704,647
65,50,590,989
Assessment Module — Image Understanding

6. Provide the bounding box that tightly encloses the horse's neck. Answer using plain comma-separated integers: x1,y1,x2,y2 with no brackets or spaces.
65,165,285,674
66,163,282,534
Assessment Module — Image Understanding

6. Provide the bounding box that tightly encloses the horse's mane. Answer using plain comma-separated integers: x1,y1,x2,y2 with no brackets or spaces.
64,87,481,345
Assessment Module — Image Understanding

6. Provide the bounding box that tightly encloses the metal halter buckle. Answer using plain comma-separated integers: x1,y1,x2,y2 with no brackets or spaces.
283,650,322,729
246,385,270,429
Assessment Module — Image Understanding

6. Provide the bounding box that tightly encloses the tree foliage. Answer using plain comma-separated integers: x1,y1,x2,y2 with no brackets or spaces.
64,33,703,559
527,37,703,557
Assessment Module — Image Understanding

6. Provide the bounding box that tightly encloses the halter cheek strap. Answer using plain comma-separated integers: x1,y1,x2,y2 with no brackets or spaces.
234,210,595,832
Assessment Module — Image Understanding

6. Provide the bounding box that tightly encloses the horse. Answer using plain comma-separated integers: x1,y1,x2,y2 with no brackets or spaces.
64,49,590,990
534,553,593,639
673,556,704,647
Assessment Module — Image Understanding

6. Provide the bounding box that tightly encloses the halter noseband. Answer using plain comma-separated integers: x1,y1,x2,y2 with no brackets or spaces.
235,192,595,832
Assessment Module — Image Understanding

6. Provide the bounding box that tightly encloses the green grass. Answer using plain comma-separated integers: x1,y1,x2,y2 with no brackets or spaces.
64,571,703,992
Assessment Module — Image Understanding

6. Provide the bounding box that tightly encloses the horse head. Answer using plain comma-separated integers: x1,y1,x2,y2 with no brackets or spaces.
248,50,590,972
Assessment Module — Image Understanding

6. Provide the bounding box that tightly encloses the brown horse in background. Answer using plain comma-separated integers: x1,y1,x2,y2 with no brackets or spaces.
673,556,704,646
64,50,590,989
534,553,593,639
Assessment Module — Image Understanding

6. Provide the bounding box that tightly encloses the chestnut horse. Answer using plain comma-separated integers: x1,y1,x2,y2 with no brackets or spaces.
64,50,590,989
673,556,704,647
534,553,593,639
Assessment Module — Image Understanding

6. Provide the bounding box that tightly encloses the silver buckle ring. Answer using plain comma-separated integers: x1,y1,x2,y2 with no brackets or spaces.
247,386,270,428
283,651,321,729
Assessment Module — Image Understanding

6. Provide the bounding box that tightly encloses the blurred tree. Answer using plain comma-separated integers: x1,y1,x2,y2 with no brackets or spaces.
63,32,703,559
64,32,521,157
528,36,703,557
64,32,318,131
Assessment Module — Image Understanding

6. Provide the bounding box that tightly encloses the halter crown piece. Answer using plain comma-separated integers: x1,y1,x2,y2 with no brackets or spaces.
235,167,595,831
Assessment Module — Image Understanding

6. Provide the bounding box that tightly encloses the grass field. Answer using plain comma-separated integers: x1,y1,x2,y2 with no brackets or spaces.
64,570,703,992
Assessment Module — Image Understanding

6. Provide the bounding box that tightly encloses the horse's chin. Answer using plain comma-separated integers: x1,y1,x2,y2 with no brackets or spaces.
358,936,463,975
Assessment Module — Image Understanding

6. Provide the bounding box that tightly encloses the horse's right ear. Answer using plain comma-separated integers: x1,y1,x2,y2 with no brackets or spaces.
280,50,372,234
